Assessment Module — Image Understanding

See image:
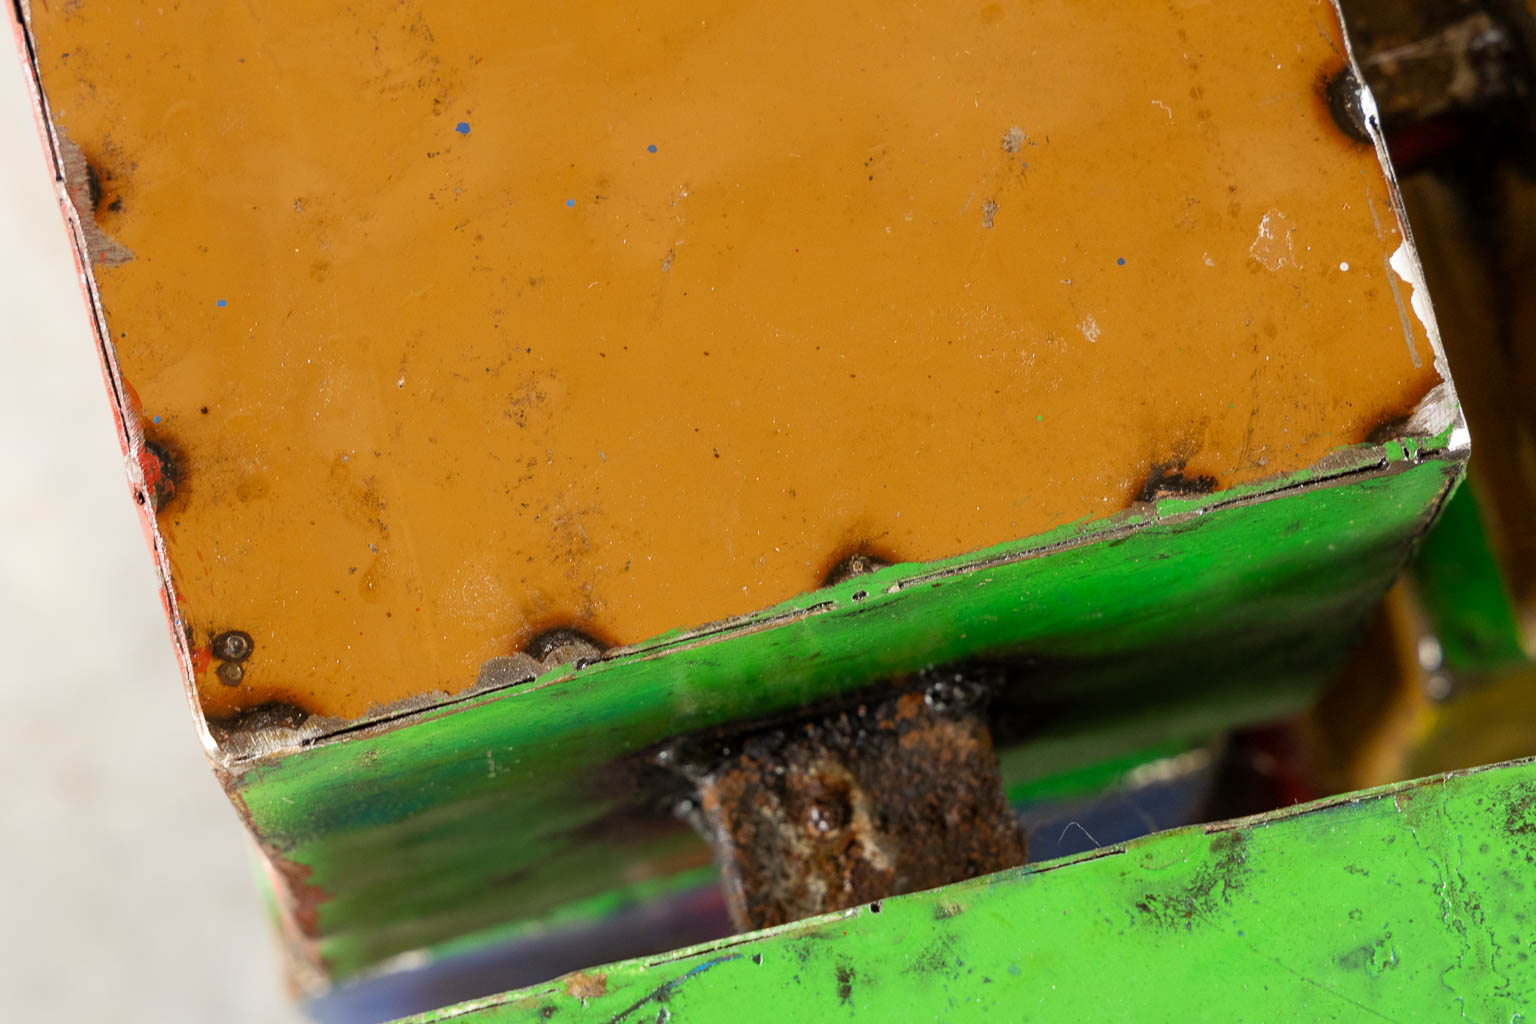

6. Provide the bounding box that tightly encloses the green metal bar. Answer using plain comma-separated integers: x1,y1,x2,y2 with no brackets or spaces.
397,754,1536,1023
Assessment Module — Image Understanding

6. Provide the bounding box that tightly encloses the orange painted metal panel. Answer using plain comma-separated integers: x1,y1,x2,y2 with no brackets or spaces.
22,0,1443,726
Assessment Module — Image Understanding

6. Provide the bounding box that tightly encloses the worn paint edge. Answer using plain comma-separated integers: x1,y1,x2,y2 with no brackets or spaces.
221,426,1462,772
1334,0,1465,444
7,1,214,753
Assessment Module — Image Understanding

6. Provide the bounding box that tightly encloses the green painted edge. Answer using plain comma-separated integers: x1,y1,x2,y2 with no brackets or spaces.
233,434,1463,982
395,754,1536,1023
1415,480,1529,673
1004,739,1193,806
417,867,719,967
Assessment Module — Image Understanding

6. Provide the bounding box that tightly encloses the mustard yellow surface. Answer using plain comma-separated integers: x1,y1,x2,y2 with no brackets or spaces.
28,0,1441,720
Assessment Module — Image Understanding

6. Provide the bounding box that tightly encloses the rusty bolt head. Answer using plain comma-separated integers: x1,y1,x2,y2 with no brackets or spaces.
805,801,848,836
212,630,254,662
216,661,245,686
801,776,853,836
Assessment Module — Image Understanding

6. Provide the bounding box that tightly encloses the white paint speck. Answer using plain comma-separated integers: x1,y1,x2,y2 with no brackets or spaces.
1339,261,1349,272
1077,315,1101,344
396,374,405,388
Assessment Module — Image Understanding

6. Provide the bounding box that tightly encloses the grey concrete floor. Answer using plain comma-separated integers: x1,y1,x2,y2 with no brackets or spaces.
0,32,307,1024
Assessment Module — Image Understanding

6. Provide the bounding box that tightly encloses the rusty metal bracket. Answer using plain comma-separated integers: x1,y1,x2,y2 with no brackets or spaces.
666,676,1025,930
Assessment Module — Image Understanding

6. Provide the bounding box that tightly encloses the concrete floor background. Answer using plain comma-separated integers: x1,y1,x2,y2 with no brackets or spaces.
0,30,307,1023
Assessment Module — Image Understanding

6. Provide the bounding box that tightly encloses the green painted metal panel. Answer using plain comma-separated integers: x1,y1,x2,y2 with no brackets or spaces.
396,754,1536,1023
232,438,1460,982
1416,482,1528,673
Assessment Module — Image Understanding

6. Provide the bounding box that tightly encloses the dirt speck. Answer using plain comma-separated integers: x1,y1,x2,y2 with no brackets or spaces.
563,971,608,1001
835,963,855,1002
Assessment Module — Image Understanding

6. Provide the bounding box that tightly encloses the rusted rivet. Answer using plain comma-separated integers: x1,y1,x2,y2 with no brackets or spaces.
822,550,892,587
140,438,182,511
212,630,254,662
216,661,245,686
1323,66,1371,146
524,626,607,664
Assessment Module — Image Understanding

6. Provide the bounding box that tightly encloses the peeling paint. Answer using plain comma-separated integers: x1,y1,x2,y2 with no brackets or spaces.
1249,209,1297,271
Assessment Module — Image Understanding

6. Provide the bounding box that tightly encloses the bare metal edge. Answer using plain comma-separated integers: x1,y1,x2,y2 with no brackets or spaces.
8,2,216,755
1331,0,1469,453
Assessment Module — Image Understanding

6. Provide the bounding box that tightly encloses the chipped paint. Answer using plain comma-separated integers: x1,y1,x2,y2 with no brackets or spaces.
1342,1,1462,437
1076,315,1100,344
1248,209,1297,270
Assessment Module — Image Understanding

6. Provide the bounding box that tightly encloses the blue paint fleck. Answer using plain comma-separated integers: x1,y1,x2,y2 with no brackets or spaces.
216,299,227,308
455,121,470,135
683,955,739,979
647,144,658,153
153,416,161,425
1117,257,1126,266
566,198,576,208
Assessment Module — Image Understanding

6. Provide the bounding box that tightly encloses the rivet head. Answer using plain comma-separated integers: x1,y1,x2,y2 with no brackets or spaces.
211,630,253,662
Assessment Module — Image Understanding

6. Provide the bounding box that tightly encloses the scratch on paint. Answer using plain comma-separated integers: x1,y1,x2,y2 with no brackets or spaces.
605,954,742,1022
1255,952,1408,1023
1364,190,1384,240
1382,254,1422,369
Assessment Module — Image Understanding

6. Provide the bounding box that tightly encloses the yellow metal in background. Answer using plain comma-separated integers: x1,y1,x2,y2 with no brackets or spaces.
27,0,1443,722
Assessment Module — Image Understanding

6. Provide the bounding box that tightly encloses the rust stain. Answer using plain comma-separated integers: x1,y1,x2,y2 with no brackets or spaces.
1135,447,1219,504
222,785,333,988
137,435,183,513
56,131,133,267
